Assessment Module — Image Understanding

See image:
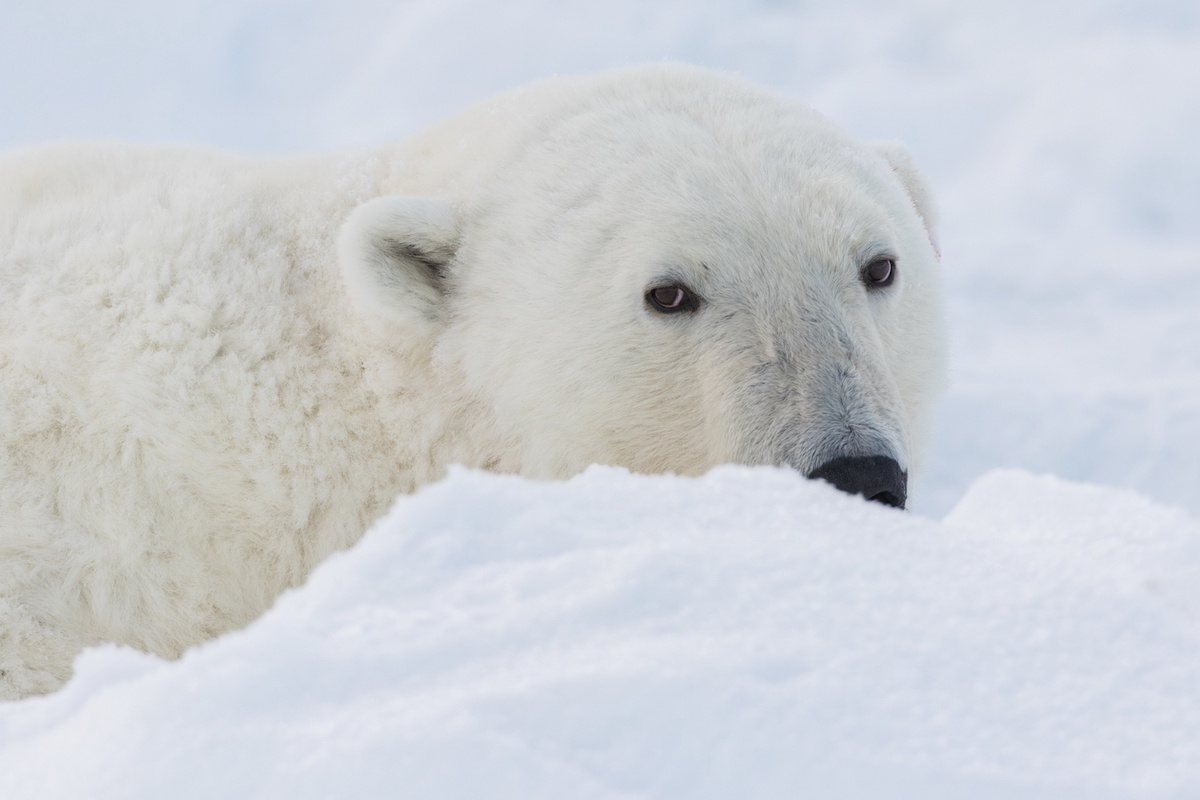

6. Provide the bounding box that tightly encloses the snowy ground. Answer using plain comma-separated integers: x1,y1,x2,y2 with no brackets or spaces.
3,467,1200,799
1,1,1198,797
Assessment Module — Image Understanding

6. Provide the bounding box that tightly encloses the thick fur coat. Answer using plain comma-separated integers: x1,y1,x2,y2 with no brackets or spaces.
0,64,944,699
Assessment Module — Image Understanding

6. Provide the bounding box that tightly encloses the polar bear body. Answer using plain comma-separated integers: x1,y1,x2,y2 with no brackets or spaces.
0,65,944,698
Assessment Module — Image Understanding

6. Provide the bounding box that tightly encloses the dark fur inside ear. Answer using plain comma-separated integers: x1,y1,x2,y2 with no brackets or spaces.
338,195,460,333
377,240,446,279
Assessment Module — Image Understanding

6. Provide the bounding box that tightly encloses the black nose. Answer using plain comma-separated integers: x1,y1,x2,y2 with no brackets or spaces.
807,455,908,509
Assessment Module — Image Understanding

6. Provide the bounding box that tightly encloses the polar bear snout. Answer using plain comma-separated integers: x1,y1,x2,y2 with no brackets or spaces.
807,455,908,509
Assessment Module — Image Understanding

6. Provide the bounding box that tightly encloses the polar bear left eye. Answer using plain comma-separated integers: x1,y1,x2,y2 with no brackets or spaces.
862,258,896,288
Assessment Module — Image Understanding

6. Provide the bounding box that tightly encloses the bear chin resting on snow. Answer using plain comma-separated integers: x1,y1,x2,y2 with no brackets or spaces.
0,64,945,699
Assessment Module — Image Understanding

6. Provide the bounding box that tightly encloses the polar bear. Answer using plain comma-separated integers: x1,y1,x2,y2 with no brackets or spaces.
0,64,944,699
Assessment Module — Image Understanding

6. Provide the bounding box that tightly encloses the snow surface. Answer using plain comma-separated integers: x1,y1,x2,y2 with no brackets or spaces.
2,0,1199,797
3,467,1200,799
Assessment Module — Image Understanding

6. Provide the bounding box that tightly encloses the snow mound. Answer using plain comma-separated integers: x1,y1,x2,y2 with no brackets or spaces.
1,466,1197,799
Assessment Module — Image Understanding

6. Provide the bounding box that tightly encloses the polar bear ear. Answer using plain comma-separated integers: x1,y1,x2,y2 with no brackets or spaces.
338,195,460,333
871,141,940,259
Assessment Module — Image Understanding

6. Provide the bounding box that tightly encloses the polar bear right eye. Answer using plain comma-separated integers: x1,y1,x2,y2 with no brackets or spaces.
646,284,700,314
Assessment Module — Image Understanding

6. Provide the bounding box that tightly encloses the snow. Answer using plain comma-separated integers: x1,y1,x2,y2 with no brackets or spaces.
3,467,1199,798
2,1,1198,797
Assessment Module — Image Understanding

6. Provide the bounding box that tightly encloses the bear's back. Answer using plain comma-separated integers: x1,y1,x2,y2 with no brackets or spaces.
0,143,420,657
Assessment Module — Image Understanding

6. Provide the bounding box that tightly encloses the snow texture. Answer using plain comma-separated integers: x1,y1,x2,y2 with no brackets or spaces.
2,467,1199,798
2,0,1199,797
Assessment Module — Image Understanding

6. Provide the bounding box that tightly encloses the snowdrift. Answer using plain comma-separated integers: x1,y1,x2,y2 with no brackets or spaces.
2,466,1197,799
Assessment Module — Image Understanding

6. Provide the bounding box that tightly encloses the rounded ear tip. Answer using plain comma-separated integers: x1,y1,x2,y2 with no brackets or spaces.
338,195,461,334
341,195,460,256
871,140,939,241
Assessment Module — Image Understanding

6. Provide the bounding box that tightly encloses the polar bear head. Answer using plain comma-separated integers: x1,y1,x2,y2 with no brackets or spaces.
339,65,944,508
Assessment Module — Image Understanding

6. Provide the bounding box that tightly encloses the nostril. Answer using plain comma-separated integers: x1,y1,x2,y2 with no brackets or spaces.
868,490,905,509
807,455,908,510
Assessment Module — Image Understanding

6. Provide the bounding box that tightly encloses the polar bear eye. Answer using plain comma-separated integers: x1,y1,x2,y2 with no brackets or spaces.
646,284,700,314
862,258,896,288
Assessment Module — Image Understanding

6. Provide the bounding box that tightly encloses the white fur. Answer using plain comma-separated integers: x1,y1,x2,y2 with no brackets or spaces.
0,64,944,699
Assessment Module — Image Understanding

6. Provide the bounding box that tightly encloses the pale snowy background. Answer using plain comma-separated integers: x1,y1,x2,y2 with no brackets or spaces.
1,1,1198,797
